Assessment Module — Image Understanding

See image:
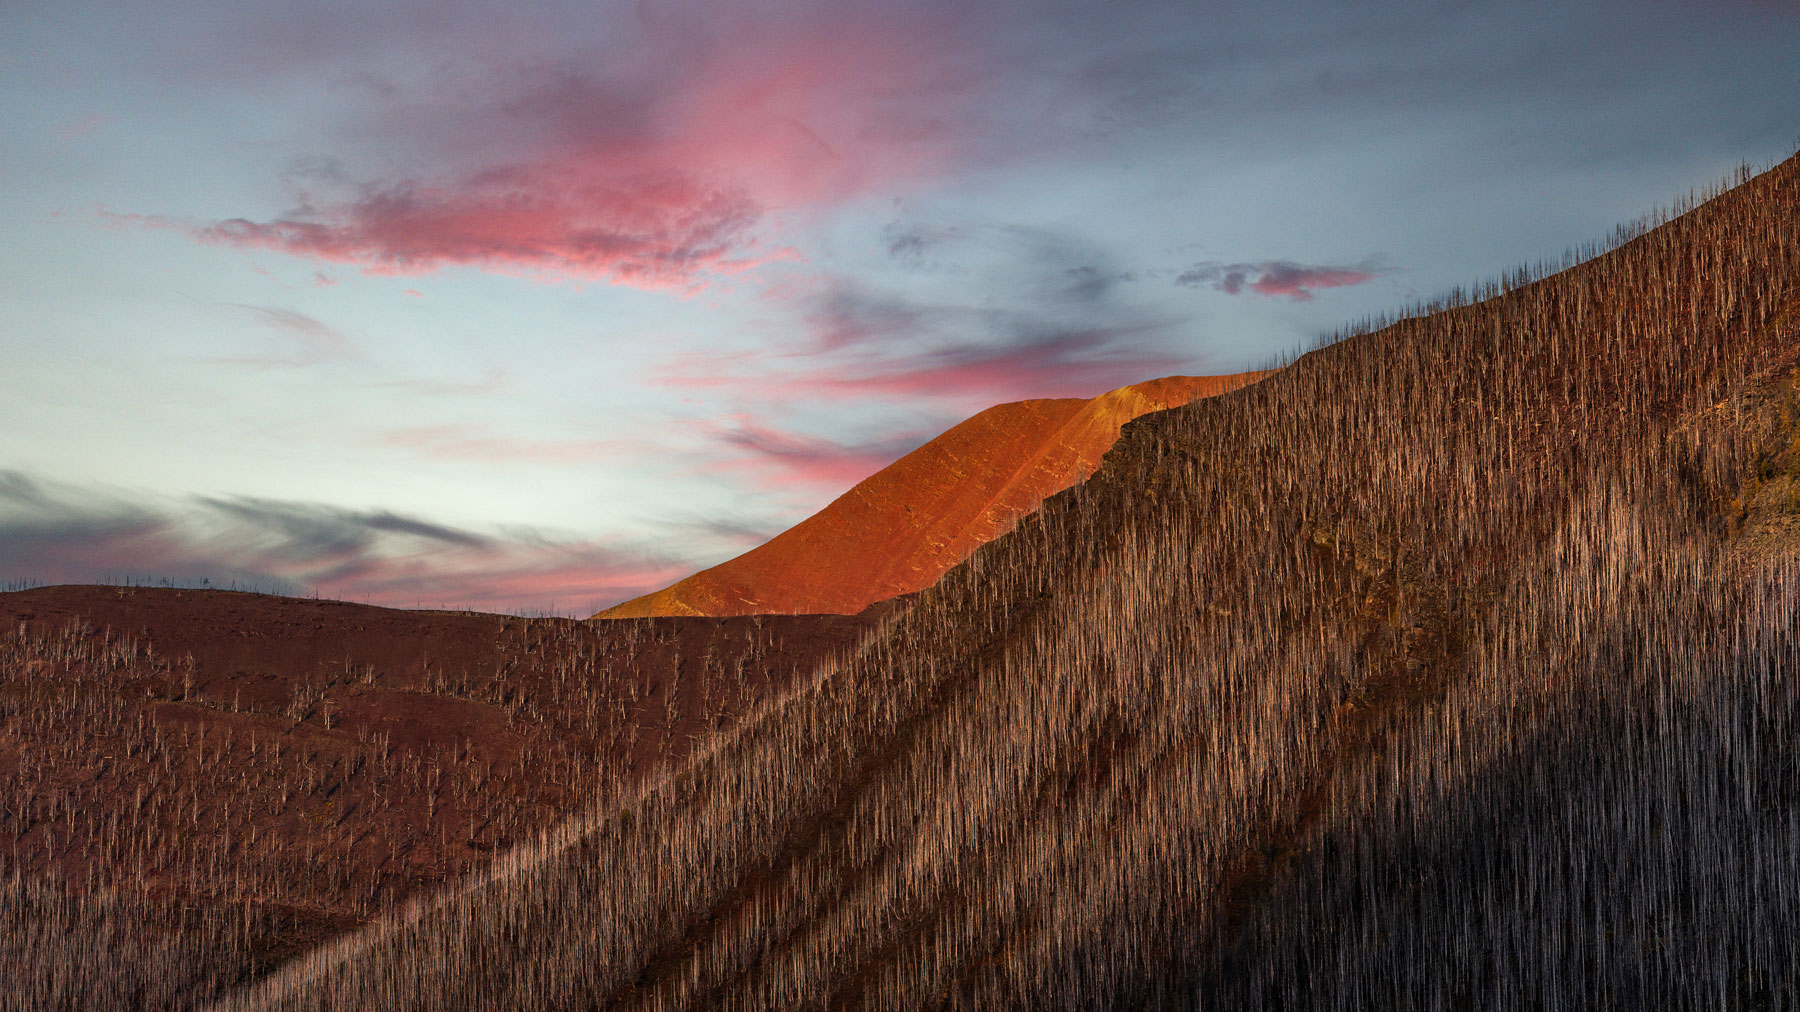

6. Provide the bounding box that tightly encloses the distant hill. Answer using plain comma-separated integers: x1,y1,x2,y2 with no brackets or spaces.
0,585,889,1001
597,373,1269,618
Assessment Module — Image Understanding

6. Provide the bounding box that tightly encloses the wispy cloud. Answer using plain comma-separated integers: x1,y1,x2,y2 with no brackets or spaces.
1175,258,1384,300
220,303,357,367
0,471,689,614
793,326,1182,403
155,8,976,289
704,417,928,490
194,176,769,290
660,318,1185,411
662,512,790,550
661,242,1189,409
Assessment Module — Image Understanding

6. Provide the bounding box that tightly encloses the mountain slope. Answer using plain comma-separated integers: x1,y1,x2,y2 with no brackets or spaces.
14,155,1800,1010
216,154,1800,1011
596,373,1268,618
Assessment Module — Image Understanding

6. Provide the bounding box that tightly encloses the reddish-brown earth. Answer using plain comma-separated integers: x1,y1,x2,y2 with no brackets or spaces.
598,372,1269,618
0,584,893,983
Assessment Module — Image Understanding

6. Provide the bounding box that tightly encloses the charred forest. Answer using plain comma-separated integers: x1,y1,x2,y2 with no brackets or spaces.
5,152,1800,1009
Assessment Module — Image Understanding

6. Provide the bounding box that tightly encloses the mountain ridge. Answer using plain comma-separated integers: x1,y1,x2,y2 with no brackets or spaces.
596,372,1270,618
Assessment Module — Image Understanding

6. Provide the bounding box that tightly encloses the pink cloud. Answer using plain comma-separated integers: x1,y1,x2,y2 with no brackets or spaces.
1176,259,1383,301
174,16,969,288
195,173,764,288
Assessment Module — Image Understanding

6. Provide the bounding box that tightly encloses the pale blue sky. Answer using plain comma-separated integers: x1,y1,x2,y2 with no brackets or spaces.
2,0,1795,612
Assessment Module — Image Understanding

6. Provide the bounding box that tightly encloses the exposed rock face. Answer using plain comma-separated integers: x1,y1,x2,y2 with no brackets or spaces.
596,372,1270,618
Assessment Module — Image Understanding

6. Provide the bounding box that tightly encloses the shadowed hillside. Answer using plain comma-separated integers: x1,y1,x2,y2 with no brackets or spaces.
597,373,1268,618
10,152,1800,1010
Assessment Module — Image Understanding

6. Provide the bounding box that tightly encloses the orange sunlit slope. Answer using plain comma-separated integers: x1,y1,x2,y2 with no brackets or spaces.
596,372,1270,618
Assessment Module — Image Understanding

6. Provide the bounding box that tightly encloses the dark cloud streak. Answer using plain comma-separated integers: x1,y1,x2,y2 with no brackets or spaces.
0,471,691,614
1176,258,1385,301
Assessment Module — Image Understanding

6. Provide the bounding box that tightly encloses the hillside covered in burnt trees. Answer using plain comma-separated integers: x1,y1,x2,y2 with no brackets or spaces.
8,152,1800,1010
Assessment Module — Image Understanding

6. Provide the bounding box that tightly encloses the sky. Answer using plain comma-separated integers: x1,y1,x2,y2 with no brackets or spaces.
2,0,1796,614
